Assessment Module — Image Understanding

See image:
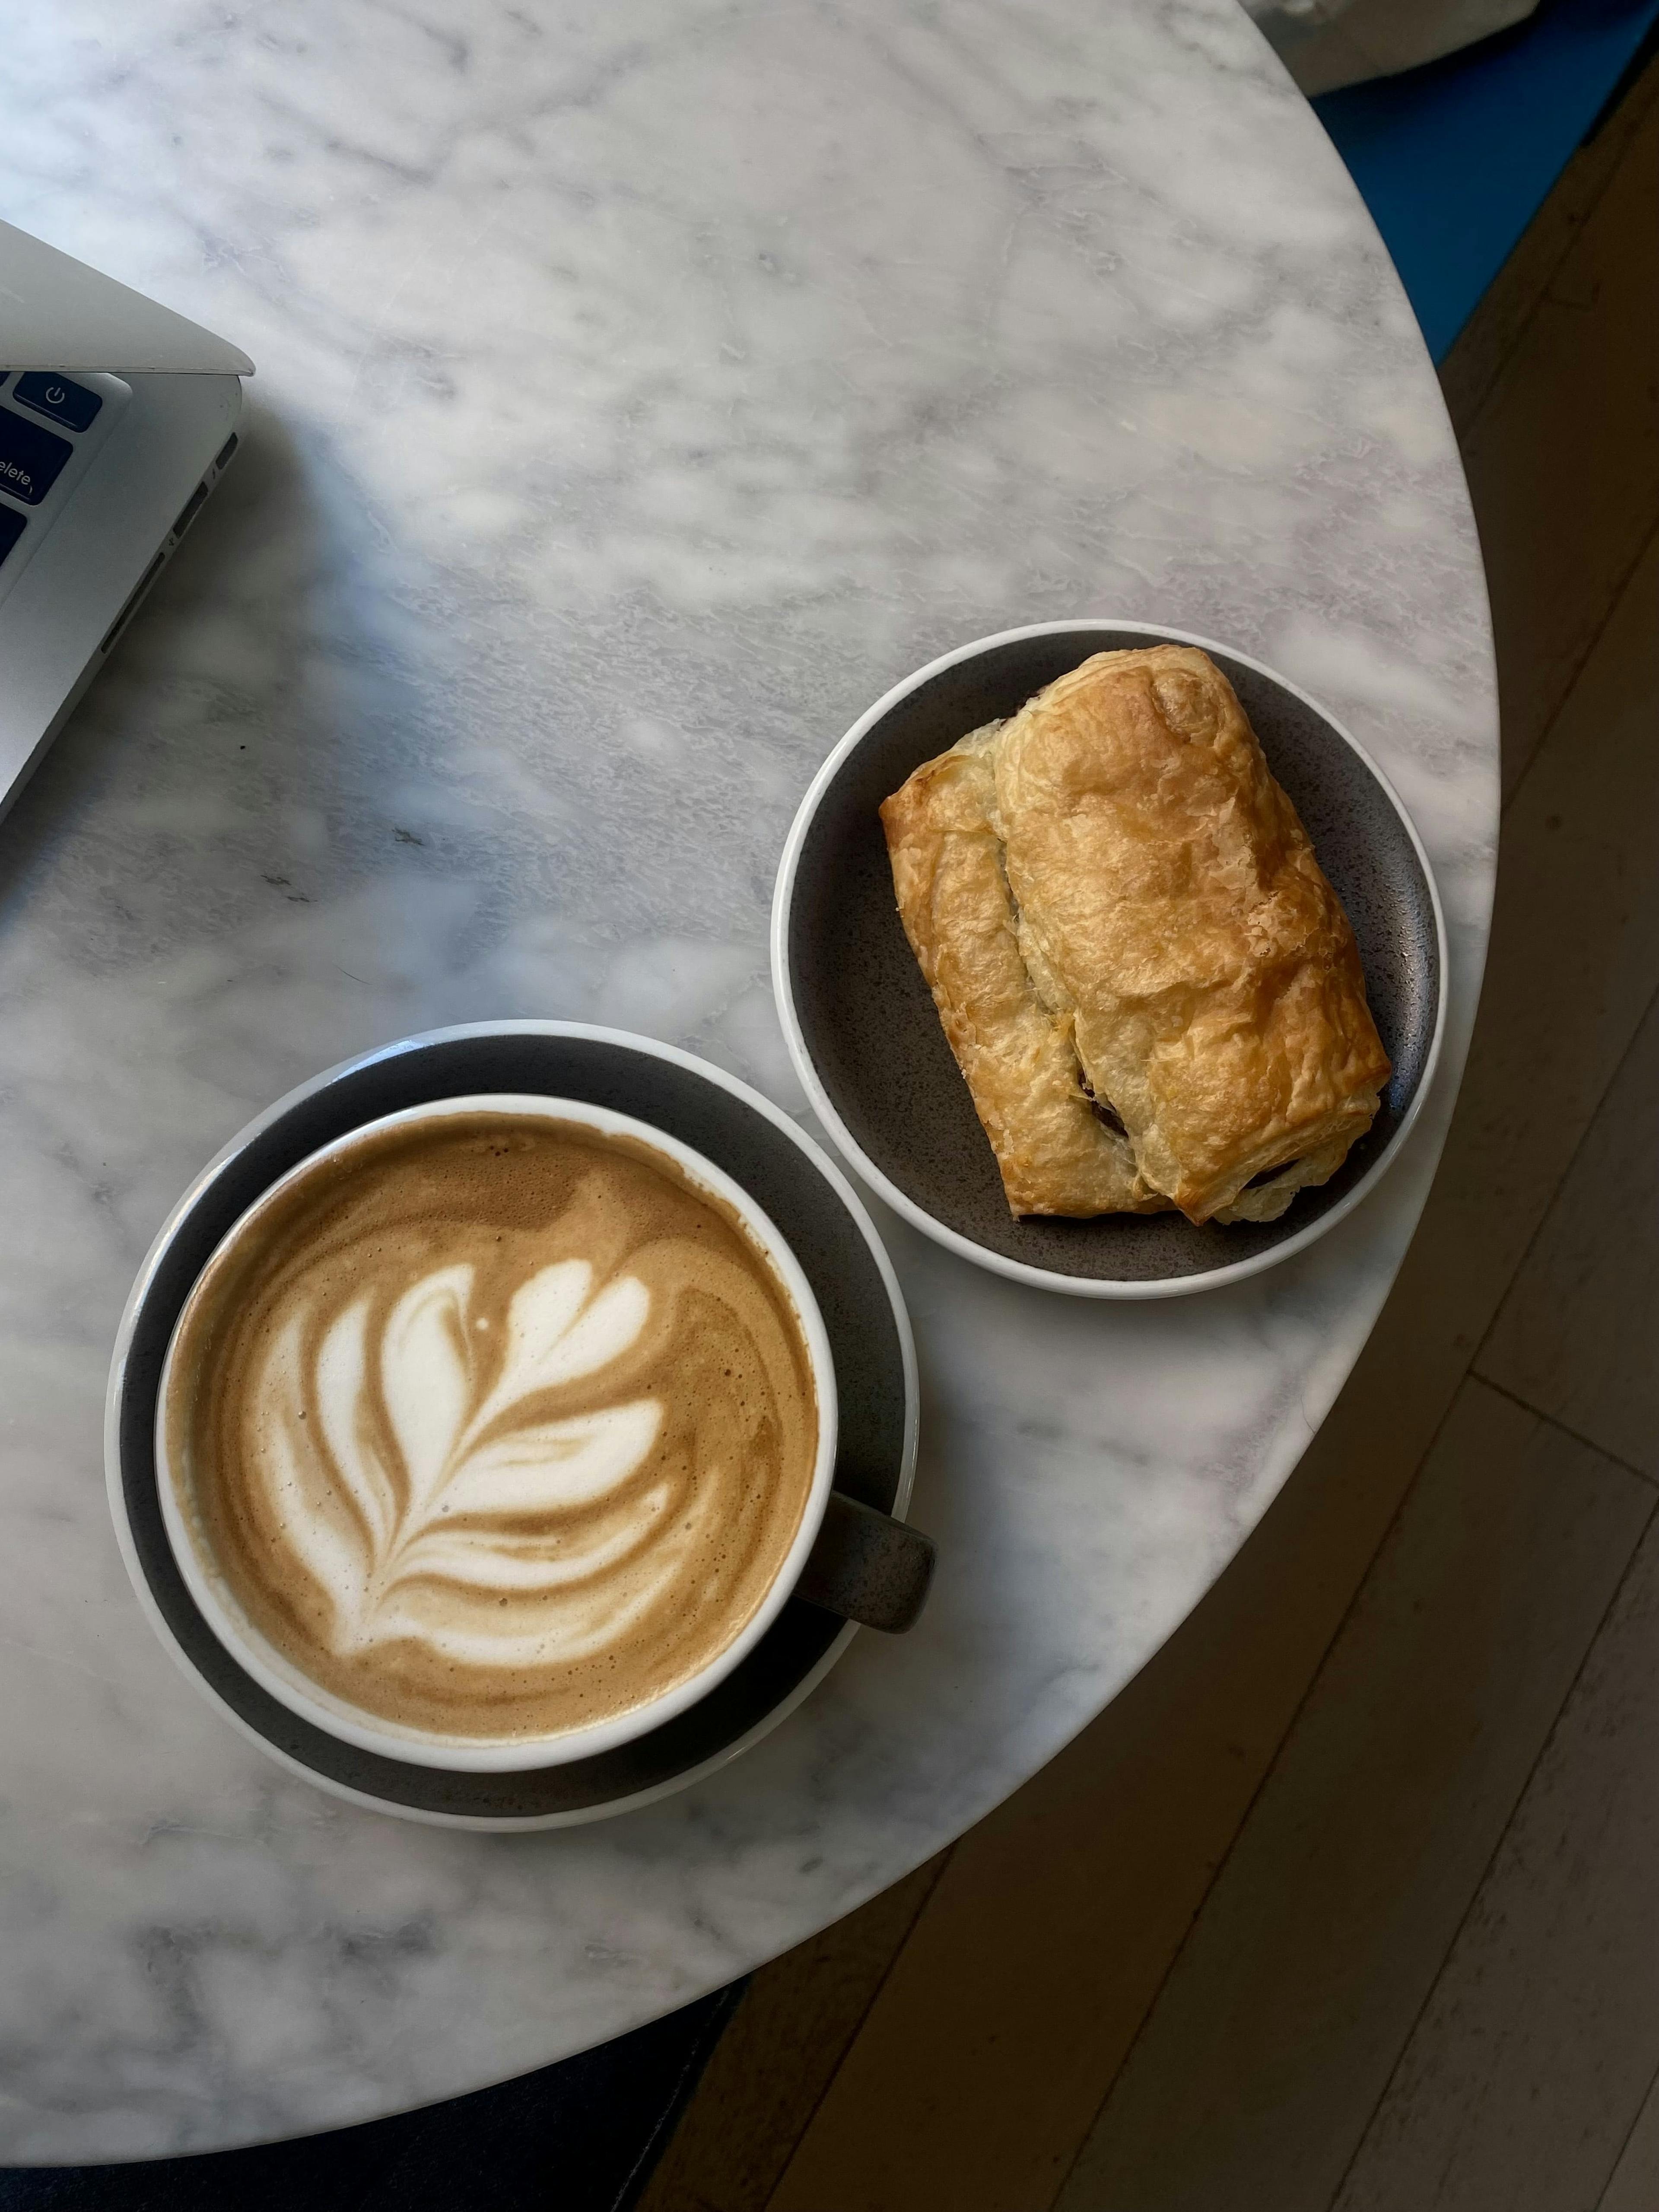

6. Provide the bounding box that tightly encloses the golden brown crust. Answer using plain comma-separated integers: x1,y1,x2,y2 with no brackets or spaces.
880,647,1390,1226
878,725,1167,1217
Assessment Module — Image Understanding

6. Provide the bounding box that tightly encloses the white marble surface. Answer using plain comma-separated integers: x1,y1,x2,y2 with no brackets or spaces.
0,0,1495,2163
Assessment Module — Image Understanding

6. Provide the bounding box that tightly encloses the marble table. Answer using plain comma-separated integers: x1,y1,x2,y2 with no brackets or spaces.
0,0,1495,2164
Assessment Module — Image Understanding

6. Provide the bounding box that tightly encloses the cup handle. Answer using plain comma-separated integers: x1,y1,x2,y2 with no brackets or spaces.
795,1490,936,1634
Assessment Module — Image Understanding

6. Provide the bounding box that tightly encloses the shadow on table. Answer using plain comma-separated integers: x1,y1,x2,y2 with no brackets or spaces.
0,1984,742,2212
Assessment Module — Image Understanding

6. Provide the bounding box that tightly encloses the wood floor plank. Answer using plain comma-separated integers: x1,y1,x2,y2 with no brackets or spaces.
1439,46,1659,439
1478,982,1659,1479
1599,2063,1659,2212
1404,519,1659,1370
1049,1386,1650,2212
1455,70,1659,796
1335,1506,1659,2212
632,1856,946,2212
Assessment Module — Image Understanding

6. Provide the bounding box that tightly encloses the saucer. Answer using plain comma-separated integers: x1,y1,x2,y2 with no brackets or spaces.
772,621,1447,1299
107,1023,918,1830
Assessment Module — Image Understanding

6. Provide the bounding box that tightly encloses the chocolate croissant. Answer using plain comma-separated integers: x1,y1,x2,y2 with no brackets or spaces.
879,646,1390,1226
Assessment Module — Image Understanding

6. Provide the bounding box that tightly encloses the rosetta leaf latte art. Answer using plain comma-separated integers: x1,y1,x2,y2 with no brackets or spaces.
272,1259,663,1656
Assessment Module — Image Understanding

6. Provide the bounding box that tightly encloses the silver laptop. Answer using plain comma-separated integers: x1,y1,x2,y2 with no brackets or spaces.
0,219,254,820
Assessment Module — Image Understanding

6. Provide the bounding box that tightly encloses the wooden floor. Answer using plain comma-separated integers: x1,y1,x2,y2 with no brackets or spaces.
638,52,1659,2212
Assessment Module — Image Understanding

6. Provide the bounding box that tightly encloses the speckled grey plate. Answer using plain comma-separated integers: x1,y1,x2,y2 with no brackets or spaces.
106,1023,917,1829
772,622,1446,1299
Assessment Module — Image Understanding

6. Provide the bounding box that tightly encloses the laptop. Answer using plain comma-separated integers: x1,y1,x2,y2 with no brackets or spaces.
0,219,254,821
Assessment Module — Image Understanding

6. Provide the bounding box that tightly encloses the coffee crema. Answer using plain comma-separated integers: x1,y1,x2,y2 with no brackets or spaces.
164,1114,820,1743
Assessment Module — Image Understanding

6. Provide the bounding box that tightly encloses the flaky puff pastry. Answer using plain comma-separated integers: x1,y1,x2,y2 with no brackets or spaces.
879,647,1391,1226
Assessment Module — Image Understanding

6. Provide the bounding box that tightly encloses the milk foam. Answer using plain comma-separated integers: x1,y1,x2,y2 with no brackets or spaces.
261,1260,677,1665
168,1116,820,1742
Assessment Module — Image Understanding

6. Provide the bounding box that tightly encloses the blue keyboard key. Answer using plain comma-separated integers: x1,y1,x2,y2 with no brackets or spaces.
12,372,103,434
0,505,25,565
0,407,72,506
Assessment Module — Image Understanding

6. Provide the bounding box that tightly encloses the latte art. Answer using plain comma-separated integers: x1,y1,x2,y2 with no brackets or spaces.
165,1116,821,1743
265,1259,665,1664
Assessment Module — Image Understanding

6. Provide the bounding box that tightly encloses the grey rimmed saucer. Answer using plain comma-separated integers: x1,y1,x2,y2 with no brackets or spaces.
106,1023,918,1831
772,621,1447,1299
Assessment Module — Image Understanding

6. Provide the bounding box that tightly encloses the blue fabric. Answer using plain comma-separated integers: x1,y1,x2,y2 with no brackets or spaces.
0,1981,743,2212
1313,0,1659,358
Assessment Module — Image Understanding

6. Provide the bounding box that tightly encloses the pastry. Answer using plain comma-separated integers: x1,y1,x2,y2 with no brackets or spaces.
879,645,1391,1225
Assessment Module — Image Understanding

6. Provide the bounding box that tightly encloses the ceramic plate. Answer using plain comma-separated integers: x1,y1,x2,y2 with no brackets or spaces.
773,622,1446,1298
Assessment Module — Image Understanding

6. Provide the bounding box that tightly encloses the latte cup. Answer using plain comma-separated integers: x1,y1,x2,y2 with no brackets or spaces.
152,1095,933,1774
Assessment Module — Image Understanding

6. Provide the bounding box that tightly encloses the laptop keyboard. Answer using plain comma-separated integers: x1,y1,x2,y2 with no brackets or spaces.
0,402,74,505
0,369,130,607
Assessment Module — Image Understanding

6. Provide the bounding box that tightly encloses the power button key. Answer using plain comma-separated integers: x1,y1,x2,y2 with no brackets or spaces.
12,373,103,434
